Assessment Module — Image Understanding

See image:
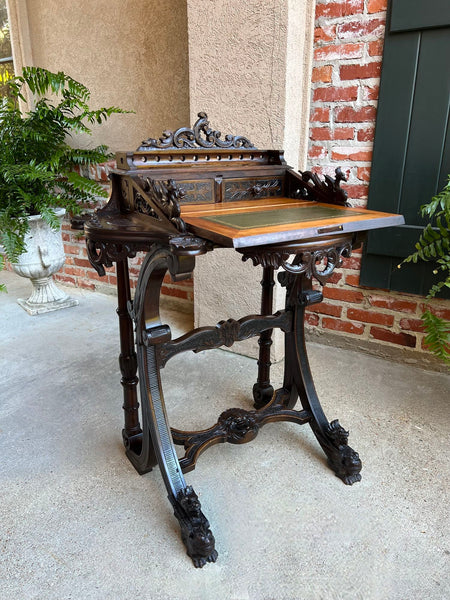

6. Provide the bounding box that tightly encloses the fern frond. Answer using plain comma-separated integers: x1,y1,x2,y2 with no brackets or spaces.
421,309,450,363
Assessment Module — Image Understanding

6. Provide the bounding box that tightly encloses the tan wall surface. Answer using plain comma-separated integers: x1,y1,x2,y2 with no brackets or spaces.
22,0,190,151
187,0,315,360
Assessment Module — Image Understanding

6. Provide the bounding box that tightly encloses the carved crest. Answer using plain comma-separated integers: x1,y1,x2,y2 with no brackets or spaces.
138,112,256,150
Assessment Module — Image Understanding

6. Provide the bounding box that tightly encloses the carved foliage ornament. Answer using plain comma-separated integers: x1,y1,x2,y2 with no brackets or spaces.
138,112,256,150
135,176,187,233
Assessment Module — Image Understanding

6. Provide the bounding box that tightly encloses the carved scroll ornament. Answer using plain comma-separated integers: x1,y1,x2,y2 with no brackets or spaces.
242,242,352,286
138,112,255,150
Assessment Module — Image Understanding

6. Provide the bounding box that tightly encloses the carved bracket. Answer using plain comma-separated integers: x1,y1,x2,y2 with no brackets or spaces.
131,176,187,234
290,167,350,207
86,239,154,276
138,112,256,150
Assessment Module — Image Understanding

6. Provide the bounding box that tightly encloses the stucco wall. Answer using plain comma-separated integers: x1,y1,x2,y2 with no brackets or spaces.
22,0,190,151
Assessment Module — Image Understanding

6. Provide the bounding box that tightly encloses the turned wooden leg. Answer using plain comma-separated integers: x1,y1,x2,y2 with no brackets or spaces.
116,259,142,449
253,265,275,409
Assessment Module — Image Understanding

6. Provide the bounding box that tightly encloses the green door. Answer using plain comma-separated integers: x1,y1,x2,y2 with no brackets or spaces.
360,0,450,298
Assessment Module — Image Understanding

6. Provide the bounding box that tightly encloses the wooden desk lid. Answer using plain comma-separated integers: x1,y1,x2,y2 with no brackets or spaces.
181,198,404,248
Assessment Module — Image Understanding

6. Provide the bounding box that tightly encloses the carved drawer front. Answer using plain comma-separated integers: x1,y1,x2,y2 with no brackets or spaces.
224,177,284,202
177,180,214,204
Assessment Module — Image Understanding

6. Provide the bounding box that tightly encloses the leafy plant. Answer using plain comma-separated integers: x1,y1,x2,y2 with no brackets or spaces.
0,66,129,290
402,176,450,363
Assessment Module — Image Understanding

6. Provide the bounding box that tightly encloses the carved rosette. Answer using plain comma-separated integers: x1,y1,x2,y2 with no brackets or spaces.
218,408,259,444
172,486,218,568
138,112,255,150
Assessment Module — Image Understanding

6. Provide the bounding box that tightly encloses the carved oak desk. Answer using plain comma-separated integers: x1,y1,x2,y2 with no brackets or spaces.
84,114,404,567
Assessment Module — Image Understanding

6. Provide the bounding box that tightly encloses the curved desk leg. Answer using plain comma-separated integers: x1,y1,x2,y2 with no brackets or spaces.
280,271,362,485
253,266,275,408
132,246,218,568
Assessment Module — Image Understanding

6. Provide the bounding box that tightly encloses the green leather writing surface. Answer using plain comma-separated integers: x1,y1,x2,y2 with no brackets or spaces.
203,205,365,230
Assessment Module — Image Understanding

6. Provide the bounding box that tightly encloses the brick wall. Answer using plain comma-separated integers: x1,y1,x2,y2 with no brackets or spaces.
307,0,449,362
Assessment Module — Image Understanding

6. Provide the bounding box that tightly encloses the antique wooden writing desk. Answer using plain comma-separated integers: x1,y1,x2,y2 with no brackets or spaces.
84,114,404,567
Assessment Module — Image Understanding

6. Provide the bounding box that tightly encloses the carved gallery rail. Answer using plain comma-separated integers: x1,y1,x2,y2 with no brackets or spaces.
84,113,404,568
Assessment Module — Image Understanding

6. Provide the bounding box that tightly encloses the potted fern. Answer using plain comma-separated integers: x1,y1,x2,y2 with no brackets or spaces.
0,66,127,313
402,176,450,364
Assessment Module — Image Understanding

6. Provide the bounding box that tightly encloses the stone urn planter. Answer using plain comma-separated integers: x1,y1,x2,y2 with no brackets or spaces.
11,208,78,315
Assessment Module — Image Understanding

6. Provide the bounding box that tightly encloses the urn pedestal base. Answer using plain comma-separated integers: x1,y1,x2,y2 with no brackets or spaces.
17,275,78,315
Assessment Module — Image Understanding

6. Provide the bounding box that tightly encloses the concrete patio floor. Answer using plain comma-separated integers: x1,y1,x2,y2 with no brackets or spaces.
0,270,449,600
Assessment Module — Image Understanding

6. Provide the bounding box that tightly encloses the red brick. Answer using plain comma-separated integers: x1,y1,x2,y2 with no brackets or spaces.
335,105,377,123
347,307,394,326
74,258,94,268
362,85,379,101
357,166,371,182
340,62,381,81
306,313,320,327
341,184,369,200
342,255,362,270
369,40,384,56
54,275,76,286
309,302,342,317
322,317,365,335
313,86,358,102
334,127,354,140
327,271,343,285
357,126,375,142
315,25,336,43
108,275,117,286
78,280,96,291
308,145,328,159
87,270,102,280
346,273,361,287
64,266,86,277
399,318,425,333
314,43,364,62
370,326,416,347
368,0,387,14
316,0,364,19
421,305,450,321
311,107,330,122
369,295,417,314
62,232,70,242
322,287,364,303
337,19,385,40
312,65,333,83
311,127,332,141
331,147,373,162
64,243,81,256
161,285,188,300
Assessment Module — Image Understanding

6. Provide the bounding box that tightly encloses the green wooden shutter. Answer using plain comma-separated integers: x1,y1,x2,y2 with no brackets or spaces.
360,0,450,298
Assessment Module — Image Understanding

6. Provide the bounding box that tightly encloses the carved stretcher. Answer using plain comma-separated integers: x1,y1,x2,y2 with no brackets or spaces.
84,113,404,567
